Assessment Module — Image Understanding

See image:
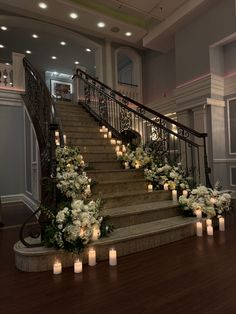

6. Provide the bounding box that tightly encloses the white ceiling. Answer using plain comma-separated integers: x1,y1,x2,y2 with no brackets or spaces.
0,0,217,75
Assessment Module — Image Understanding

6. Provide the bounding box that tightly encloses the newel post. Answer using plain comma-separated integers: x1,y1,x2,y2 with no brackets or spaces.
12,52,25,91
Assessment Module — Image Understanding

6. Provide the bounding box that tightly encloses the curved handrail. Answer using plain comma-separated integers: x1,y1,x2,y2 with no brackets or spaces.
73,68,207,139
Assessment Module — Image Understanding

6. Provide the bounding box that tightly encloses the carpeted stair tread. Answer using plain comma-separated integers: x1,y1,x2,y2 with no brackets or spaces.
99,189,170,199
101,200,178,217
93,216,196,245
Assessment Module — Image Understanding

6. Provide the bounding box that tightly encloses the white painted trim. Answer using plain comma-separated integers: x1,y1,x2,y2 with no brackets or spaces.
213,159,236,163
1,193,39,212
206,98,225,107
227,97,236,155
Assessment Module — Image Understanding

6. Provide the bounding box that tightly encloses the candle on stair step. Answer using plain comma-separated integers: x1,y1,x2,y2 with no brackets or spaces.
172,189,177,202
116,151,122,157
108,131,112,139
182,190,188,197
148,183,153,192
124,162,129,169
206,218,212,226
115,145,120,152
104,133,108,139
63,134,67,145
110,139,116,145
117,140,122,145
163,183,169,191
195,209,202,219
122,145,126,153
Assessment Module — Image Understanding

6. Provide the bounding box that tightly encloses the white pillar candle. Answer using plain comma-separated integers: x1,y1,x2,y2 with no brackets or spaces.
135,162,140,169
109,248,117,266
104,133,108,138
117,140,122,145
210,197,216,204
108,131,112,139
99,128,103,133
124,162,129,169
116,151,123,157
63,134,67,145
219,217,225,231
55,131,59,137
88,248,96,266
172,189,177,202
195,209,202,219
122,145,126,153
196,222,203,237
55,139,60,146
206,219,212,226
148,183,153,192
53,260,62,275
74,259,82,273
92,227,99,241
115,145,120,152
110,139,116,145
207,225,213,236
81,160,85,166
163,183,169,191
182,190,188,197
102,125,106,132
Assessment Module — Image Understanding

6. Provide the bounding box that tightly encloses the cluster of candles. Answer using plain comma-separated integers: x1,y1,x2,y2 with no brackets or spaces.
147,182,188,202
195,209,225,237
53,248,117,275
100,126,125,156
55,131,67,146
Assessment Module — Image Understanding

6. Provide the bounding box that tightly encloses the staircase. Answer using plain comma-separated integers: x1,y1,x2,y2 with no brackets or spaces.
56,101,196,261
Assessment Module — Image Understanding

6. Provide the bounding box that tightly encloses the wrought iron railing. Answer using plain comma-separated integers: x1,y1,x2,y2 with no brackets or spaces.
73,68,211,187
20,58,64,247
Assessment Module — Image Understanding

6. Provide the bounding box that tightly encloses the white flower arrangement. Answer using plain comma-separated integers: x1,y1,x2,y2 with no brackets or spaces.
118,146,152,169
179,184,231,218
43,199,102,253
144,162,191,191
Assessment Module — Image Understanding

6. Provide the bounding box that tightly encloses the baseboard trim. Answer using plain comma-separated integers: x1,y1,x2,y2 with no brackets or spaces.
1,194,40,213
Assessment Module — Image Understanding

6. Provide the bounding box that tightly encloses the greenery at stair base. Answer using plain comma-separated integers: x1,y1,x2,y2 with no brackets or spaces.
41,146,113,254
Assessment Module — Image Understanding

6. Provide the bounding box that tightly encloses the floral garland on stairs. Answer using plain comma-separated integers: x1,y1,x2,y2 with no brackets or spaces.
42,146,112,254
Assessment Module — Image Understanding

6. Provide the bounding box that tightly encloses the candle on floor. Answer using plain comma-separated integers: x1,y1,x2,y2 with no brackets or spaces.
219,217,225,231
207,225,213,236
53,260,62,275
163,183,169,191
196,221,203,237
148,183,153,192
74,259,82,273
108,131,112,139
117,140,122,145
88,248,96,266
172,189,177,202
206,218,212,226
110,139,116,145
195,209,202,219
109,248,117,266
182,190,188,197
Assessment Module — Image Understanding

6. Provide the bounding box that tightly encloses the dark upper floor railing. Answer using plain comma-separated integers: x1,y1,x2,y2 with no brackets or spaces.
73,68,211,187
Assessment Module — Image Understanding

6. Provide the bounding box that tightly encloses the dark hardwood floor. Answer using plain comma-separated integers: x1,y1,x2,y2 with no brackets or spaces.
0,204,236,314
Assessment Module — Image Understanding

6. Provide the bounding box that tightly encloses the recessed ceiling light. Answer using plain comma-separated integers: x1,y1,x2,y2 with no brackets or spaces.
51,56,57,60
69,12,78,19
60,41,66,46
74,61,79,64
26,50,32,54
125,31,132,37
32,34,39,38
97,22,106,28
0,44,5,48
86,48,91,52
0,26,7,31
38,2,47,9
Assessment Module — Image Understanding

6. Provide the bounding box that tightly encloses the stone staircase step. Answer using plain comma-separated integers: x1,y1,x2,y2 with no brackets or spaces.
87,169,144,182
89,160,123,170
91,178,147,195
60,120,98,127
69,138,112,146
63,125,100,133
100,200,181,228
100,190,172,208
66,132,104,139
83,152,117,162
90,216,196,260
80,145,115,153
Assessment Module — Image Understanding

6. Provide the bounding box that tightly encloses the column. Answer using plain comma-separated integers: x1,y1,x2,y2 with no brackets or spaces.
104,39,113,88
12,52,25,91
